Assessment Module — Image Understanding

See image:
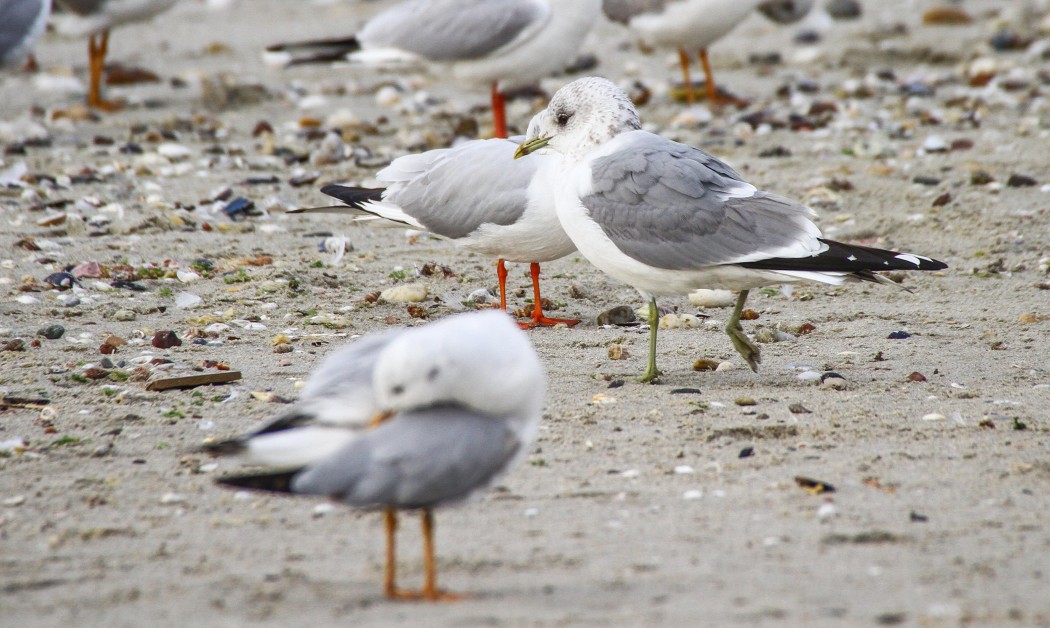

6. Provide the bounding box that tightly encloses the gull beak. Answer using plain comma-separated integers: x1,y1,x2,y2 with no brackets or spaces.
514,136,550,159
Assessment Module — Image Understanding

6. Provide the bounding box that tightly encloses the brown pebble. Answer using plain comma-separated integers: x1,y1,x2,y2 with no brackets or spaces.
83,367,109,380
795,475,836,493
252,120,274,136
99,343,117,355
970,170,995,185
693,358,719,371
151,331,183,349
607,344,628,360
1007,174,1037,188
740,309,760,321
796,323,816,335
406,305,428,319
921,6,972,25
907,371,928,382
274,344,293,354
788,403,812,414
932,192,951,207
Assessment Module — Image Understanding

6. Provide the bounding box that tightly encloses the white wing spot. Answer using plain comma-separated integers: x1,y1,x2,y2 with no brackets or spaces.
895,254,926,267
847,255,857,262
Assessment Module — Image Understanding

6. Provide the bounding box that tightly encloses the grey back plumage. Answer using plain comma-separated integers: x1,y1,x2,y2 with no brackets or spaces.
360,0,547,61
382,138,535,238
292,408,520,509
55,0,106,16
581,131,819,270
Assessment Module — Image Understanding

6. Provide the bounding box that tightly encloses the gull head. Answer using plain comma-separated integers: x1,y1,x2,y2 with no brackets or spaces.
371,310,546,426
757,0,814,24
515,76,640,161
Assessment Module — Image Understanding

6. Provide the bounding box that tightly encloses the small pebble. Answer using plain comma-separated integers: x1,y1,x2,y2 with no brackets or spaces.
825,0,861,20
673,465,695,474
160,493,186,504
907,372,927,382
152,331,182,349
739,447,754,459
380,283,428,303
682,490,703,500
1006,174,1037,188
887,331,911,339
595,305,637,326
922,413,946,422
688,289,736,308
37,324,65,340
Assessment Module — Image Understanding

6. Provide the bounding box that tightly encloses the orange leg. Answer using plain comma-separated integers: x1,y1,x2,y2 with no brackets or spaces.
491,82,507,139
420,509,463,601
496,258,509,311
87,31,123,111
523,262,579,328
678,46,695,105
698,48,740,107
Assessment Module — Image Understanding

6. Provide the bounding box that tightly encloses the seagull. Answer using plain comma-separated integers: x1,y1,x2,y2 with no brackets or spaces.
515,76,947,382
602,0,813,105
292,137,579,328
265,0,602,138
0,0,51,71
204,310,545,601
52,0,177,110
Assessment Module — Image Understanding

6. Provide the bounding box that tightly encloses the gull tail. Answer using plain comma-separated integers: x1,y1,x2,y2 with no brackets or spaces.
216,470,301,494
741,238,947,289
264,36,362,67
319,184,385,210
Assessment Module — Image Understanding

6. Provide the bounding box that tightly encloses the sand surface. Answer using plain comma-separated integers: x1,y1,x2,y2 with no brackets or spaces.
2,1,1049,625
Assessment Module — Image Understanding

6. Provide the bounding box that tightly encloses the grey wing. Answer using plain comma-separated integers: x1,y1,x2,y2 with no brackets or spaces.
757,0,814,24
601,0,669,24
292,409,521,509
582,132,821,270
0,0,47,66
294,331,402,425
360,0,547,61
383,138,536,238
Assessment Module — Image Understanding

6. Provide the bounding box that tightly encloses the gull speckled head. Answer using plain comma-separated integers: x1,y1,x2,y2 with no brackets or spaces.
515,77,641,161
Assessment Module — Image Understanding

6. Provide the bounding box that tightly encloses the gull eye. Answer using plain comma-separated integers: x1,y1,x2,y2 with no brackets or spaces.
390,384,404,396
556,112,572,126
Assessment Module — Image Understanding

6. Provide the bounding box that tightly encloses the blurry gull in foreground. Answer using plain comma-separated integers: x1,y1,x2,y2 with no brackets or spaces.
204,310,545,600
265,0,602,137
516,77,947,382
293,137,579,328
53,0,177,110
0,0,51,70
602,0,813,104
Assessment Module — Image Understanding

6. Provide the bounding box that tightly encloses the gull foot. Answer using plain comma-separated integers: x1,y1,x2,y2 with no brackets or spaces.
387,588,466,603
727,325,761,372
518,315,580,329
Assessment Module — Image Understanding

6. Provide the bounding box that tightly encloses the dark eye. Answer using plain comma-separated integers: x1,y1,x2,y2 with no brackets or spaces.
426,366,440,382
390,384,404,396
556,112,572,126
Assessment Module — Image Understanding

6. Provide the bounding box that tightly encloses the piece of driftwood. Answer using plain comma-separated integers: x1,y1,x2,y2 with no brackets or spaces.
145,371,242,391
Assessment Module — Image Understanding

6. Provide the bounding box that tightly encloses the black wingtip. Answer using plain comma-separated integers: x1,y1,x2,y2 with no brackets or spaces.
320,184,385,209
741,239,948,275
266,36,362,65
199,439,246,457
216,470,300,494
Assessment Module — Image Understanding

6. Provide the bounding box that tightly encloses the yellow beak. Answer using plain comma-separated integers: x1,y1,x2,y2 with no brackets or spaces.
513,136,550,159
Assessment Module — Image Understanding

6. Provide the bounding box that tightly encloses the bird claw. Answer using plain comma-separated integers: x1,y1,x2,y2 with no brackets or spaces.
518,315,580,329
727,325,761,372
386,588,466,603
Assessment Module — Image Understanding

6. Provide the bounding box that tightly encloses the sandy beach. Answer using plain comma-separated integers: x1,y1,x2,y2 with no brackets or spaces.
2,0,1049,625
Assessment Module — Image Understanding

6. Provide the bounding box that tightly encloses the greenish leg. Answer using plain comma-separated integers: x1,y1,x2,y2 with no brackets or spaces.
726,290,761,372
640,297,662,384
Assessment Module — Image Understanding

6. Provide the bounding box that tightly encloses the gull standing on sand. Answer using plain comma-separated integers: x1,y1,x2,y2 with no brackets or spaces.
294,137,578,327
516,77,947,382
205,310,545,601
266,0,602,138
602,0,813,104
52,0,177,110
0,0,51,70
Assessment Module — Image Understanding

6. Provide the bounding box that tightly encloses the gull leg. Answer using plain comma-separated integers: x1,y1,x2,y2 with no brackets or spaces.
677,46,695,104
523,263,579,328
491,82,507,139
383,508,416,600
496,258,509,311
421,509,464,601
698,48,740,107
726,290,761,372
87,31,123,111
640,298,661,384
